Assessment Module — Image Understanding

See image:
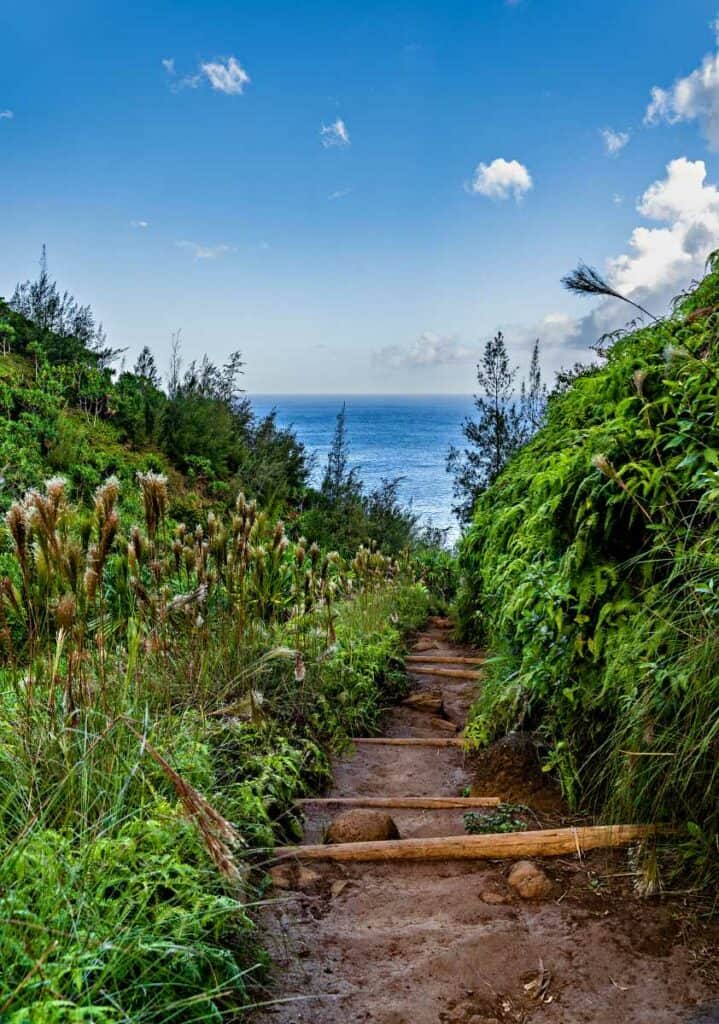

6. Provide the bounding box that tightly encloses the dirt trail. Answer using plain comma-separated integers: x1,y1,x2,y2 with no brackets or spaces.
255,623,719,1024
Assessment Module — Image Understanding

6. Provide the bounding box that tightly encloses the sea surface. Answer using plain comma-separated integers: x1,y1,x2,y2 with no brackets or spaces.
250,394,475,542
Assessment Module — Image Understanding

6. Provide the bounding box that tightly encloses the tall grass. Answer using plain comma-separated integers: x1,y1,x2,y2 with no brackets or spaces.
0,475,429,1021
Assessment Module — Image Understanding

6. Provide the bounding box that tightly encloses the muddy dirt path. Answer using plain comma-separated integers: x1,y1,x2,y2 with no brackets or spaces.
255,622,719,1024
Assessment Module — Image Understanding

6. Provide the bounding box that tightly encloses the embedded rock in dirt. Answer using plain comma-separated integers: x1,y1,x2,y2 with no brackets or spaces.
268,863,321,890
326,808,400,844
507,860,552,899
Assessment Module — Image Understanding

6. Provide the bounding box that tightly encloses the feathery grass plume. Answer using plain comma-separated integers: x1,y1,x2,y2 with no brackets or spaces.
93,476,119,527
55,593,76,630
124,723,246,882
562,261,658,322
137,471,168,541
633,369,648,397
6,501,29,576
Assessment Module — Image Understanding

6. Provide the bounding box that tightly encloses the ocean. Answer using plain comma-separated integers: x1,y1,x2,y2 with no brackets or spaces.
250,394,475,542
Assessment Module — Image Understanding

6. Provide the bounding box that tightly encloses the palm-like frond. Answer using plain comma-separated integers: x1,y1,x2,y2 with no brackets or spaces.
562,261,658,322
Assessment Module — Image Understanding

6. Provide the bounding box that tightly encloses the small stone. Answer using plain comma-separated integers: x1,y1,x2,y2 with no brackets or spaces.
331,879,351,898
507,860,553,899
326,809,400,844
480,889,509,905
297,866,321,889
268,864,294,889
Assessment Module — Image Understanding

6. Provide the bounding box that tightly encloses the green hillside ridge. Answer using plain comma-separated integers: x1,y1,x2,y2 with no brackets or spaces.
458,255,719,882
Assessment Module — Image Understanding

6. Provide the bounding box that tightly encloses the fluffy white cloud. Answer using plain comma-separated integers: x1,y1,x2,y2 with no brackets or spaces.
374,332,479,371
534,157,719,367
329,187,352,200
175,240,234,261
161,57,175,75
469,158,532,201
645,28,719,148
320,119,350,148
130,219,149,228
200,57,250,95
600,127,630,155
0,110,13,120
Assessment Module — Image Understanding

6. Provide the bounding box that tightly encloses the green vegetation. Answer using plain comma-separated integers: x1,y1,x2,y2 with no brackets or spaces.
0,256,442,1020
463,804,529,835
456,256,719,882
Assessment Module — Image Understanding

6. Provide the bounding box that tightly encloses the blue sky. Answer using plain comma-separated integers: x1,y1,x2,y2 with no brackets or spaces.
3,0,719,392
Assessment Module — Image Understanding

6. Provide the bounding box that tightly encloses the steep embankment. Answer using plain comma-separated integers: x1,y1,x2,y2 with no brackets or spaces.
458,259,719,879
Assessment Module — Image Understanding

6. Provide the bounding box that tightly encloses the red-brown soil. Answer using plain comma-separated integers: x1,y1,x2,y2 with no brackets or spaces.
253,625,719,1024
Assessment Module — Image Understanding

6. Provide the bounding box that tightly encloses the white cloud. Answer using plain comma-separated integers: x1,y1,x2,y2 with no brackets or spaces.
613,193,623,205
534,157,719,367
175,240,234,261
321,119,350,148
130,220,149,228
373,332,479,371
645,26,719,148
0,110,13,120
329,187,352,200
201,57,250,95
600,127,630,155
468,158,532,201
162,57,175,75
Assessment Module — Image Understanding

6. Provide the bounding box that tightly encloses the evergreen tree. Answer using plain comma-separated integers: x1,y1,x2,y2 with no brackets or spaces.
446,331,524,523
321,404,361,503
519,339,547,435
134,346,161,388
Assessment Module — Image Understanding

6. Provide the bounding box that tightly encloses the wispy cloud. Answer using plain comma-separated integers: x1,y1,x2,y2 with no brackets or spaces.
373,332,479,371
468,157,532,201
166,56,250,95
200,57,250,95
0,110,13,120
612,193,623,205
645,22,719,148
321,118,350,148
600,127,630,155
175,240,234,261
329,187,352,200
130,219,149,229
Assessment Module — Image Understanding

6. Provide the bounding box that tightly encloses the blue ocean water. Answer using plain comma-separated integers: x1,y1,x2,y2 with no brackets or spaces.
250,395,475,541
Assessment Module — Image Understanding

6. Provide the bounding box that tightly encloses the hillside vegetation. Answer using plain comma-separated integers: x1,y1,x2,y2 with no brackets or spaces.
457,258,719,881
0,263,443,1021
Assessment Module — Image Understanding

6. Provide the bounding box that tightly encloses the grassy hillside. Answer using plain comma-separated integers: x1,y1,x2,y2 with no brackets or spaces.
457,258,719,881
0,268,444,1021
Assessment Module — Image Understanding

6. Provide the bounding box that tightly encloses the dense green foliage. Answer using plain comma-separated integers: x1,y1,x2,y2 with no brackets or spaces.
0,473,430,1021
457,258,719,880
0,258,443,1020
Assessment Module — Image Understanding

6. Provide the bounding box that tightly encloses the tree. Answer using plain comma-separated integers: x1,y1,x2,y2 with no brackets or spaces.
447,331,525,523
321,404,361,504
519,339,547,435
134,346,161,388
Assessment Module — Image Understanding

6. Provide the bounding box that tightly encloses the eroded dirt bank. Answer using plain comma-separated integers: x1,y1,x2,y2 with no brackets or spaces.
254,623,719,1024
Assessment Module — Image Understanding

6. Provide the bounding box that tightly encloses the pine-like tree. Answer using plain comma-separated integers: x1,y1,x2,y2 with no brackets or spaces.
447,331,525,523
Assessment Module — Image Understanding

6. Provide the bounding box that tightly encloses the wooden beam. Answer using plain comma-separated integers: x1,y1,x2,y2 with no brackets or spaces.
408,666,480,681
406,654,483,666
351,737,464,747
274,824,666,863
294,796,501,809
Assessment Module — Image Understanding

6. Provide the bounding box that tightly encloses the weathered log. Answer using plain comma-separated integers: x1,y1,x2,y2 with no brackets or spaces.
294,796,501,809
274,824,667,863
408,666,480,681
400,693,444,714
351,737,464,747
406,654,483,666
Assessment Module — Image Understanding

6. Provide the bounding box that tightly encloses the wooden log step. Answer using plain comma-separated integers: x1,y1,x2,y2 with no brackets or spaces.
400,693,444,714
274,824,666,863
351,737,464,748
294,796,501,809
408,666,481,681
406,654,483,666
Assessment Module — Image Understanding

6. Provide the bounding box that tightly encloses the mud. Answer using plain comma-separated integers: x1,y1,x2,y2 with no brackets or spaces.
254,626,719,1024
